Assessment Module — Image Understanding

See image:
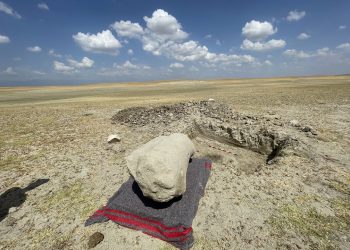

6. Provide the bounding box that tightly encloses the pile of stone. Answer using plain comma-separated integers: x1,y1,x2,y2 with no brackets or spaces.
113,100,307,164
126,133,195,202
112,101,235,127
112,103,192,126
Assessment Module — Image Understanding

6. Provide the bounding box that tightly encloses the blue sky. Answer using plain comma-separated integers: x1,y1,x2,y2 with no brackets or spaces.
0,0,349,85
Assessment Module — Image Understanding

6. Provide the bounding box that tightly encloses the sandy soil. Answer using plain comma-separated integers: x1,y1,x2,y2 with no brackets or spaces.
0,76,349,250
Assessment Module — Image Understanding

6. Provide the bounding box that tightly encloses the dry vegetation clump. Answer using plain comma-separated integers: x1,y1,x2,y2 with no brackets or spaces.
269,199,350,249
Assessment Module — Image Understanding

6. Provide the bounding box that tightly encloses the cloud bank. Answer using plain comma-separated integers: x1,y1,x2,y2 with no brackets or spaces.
73,30,122,55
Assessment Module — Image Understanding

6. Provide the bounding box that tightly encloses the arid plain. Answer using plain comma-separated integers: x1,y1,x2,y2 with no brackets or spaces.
0,76,349,249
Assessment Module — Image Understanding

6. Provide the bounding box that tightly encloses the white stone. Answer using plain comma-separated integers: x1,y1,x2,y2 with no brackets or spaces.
9,207,17,213
107,134,121,143
126,133,195,202
289,120,300,127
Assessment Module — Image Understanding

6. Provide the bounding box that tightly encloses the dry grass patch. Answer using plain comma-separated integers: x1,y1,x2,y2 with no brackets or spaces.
269,200,350,249
38,180,98,219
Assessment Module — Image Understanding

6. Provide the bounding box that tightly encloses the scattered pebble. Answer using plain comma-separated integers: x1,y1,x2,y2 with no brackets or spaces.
88,232,104,248
107,134,121,143
9,207,17,213
289,120,300,127
302,125,317,135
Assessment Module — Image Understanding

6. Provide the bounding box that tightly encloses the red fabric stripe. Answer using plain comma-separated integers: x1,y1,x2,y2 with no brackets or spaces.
205,161,212,169
143,229,189,243
100,208,185,231
97,210,192,239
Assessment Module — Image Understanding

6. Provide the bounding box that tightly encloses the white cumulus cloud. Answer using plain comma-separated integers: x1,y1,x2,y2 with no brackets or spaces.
109,9,257,67
38,3,49,11
139,9,191,58
99,61,151,76
111,20,144,38
3,67,16,75
53,56,94,74
156,40,211,61
53,61,75,72
287,10,306,22
297,33,311,40
0,1,21,19
283,49,311,58
242,20,277,41
33,70,46,75
315,47,331,56
240,20,285,52
127,49,134,55
169,62,184,69
212,53,256,64
241,39,286,51
73,30,122,55
265,60,272,66
67,57,94,69
0,34,10,43
144,9,188,41
283,47,332,59
114,60,140,70
339,25,347,30
48,49,62,58
336,43,350,51
27,46,42,52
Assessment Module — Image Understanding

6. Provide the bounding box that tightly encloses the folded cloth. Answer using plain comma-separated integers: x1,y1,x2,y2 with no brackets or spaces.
85,158,212,250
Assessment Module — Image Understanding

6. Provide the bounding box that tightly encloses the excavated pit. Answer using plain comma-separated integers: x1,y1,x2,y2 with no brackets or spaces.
112,101,305,167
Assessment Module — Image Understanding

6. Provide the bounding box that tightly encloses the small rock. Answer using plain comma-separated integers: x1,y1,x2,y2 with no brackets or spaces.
302,126,312,132
107,134,121,143
302,125,317,135
273,122,283,127
5,216,16,227
289,120,300,127
9,207,17,213
208,98,215,102
88,232,104,248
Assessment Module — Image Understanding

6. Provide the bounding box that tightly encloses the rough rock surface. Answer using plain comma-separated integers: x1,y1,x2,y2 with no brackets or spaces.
113,101,307,163
126,133,195,202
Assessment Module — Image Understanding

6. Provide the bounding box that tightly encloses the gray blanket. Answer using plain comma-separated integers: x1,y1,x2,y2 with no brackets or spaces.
85,158,212,250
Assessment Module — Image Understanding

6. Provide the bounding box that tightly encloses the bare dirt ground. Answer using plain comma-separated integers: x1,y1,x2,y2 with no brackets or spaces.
0,76,349,250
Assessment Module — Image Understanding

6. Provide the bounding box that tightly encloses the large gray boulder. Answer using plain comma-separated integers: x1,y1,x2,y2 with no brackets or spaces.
126,133,195,202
